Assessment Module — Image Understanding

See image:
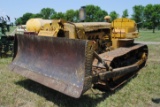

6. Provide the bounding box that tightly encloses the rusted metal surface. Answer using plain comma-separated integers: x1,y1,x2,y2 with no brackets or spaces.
92,44,148,91
92,43,148,91
10,34,95,98
99,61,139,80
93,44,148,69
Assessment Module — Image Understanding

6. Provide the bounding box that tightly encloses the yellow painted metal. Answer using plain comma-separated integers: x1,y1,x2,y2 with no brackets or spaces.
26,18,139,50
111,38,134,49
26,18,52,33
26,19,65,37
111,18,138,39
26,19,112,41
111,18,139,49
38,20,62,37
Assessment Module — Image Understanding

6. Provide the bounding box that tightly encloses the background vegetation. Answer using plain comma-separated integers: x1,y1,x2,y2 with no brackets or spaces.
15,4,160,33
0,31,160,107
136,30,160,41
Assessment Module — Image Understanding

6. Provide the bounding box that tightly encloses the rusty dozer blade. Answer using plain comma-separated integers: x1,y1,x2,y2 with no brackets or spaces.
10,34,95,98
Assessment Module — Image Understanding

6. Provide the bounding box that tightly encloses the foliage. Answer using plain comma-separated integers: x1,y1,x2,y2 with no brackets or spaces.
15,17,23,25
144,4,160,33
132,5,144,22
51,5,108,22
122,9,129,18
51,12,65,20
0,21,7,35
132,5,144,32
40,8,56,19
30,13,43,18
15,13,33,25
65,9,78,22
15,4,160,31
15,8,55,25
109,11,119,21
21,13,33,24
85,5,108,22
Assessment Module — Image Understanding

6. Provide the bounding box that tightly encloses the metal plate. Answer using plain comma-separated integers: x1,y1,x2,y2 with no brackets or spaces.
10,34,95,98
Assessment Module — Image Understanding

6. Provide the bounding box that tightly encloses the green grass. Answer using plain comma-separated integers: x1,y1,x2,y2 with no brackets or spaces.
136,30,160,42
0,45,160,107
0,31,160,107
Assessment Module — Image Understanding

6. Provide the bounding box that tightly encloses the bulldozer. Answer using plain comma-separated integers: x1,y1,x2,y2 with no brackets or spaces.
9,15,148,98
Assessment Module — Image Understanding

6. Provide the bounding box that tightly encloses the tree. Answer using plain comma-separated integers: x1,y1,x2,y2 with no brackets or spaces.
95,10,108,22
144,4,160,33
85,5,108,22
40,8,56,19
16,13,42,25
15,17,23,25
51,12,65,19
65,9,78,22
21,13,33,24
132,5,144,32
109,11,119,21
153,4,160,30
74,10,79,22
30,13,43,18
15,13,33,25
122,9,129,18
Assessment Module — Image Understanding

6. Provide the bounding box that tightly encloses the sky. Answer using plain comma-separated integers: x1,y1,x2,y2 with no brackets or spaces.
0,0,159,22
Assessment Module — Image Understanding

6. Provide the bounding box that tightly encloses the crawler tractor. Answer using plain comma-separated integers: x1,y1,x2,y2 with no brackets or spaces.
10,17,148,98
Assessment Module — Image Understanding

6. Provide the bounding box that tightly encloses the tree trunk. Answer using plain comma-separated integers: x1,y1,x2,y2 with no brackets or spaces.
152,23,155,33
153,28,155,33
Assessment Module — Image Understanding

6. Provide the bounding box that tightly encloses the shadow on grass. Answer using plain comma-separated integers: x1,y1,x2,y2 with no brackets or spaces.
152,98,160,104
15,79,109,107
15,74,136,107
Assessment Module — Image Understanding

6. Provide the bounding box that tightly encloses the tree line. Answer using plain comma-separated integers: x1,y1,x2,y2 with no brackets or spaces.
16,4,160,33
